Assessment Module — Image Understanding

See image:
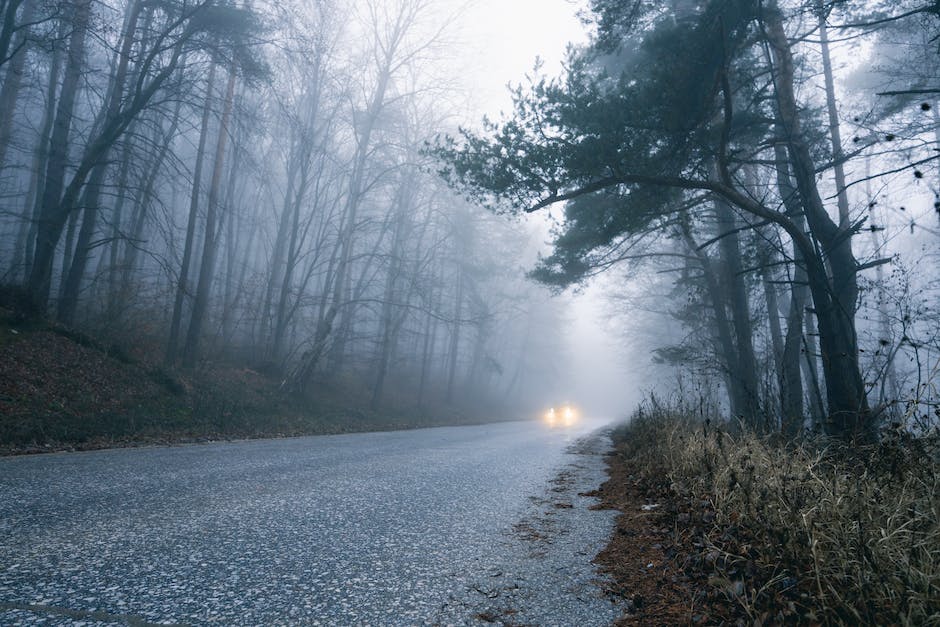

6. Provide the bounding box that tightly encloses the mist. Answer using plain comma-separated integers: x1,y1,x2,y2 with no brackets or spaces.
0,0,937,439
2,1,939,624
0,0,629,433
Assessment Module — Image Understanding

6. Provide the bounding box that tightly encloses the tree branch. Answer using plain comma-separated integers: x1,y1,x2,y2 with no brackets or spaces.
834,7,931,30
857,257,893,272
876,89,940,96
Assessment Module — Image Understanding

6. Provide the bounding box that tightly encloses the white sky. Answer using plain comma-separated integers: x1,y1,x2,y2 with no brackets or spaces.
449,0,589,122
437,0,638,420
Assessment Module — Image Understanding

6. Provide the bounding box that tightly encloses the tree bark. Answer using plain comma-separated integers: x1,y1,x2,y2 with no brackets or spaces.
765,4,870,439
166,62,216,363
181,64,237,367
759,246,785,421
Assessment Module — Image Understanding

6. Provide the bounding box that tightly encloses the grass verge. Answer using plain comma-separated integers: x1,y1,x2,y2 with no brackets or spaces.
593,400,940,625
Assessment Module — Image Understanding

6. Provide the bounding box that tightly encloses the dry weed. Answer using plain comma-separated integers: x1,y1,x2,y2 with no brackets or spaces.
616,402,940,625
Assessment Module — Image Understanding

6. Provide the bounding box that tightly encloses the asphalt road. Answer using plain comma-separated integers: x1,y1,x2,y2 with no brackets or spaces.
0,419,622,626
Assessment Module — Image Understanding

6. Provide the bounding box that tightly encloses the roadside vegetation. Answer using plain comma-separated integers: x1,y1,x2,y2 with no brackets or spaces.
594,398,940,625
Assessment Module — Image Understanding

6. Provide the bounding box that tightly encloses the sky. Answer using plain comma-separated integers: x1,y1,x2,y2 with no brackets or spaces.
444,0,641,420
450,0,590,119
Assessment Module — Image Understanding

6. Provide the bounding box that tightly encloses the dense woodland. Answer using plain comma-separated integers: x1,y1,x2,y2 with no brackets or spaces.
0,0,570,418
0,0,938,440
442,0,940,442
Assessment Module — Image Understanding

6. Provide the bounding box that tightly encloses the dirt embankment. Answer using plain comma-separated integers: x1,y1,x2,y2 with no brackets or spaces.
0,308,505,455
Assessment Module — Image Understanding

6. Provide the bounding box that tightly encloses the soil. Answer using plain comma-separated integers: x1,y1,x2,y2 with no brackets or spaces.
588,444,741,626
0,306,510,455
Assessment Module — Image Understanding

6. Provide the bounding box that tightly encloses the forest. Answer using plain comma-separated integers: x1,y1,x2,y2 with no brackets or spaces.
0,0,575,440
0,0,935,439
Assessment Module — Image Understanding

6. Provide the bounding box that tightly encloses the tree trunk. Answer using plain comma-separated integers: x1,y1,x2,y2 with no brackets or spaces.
14,20,65,282
28,2,189,313
27,0,92,311
262,144,300,350
272,164,305,360
288,10,406,392
0,0,33,172
714,198,762,427
416,292,439,409
816,3,850,228
680,221,746,419
220,143,243,345
759,247,785,422
802,313,826,426
181,64,236,367
116,98,183,320
0,0,24,74
445,265,464,404
865,157,899,415
57,0,142,325
370,202,410,409
765,4,869,439
772,139,807,437
166,62,216,363
104,138,134,321
57,163,105,323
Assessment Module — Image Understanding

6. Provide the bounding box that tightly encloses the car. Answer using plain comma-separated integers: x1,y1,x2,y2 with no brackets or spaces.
543,403,578,427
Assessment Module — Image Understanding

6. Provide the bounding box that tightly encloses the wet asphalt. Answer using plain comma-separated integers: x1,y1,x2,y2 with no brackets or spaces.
0,419,622,626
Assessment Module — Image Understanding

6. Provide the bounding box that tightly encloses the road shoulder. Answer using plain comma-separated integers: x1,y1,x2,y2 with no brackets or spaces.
436,429,623,626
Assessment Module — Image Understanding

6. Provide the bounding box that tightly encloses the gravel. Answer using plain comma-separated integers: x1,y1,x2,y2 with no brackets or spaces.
0,420,622,625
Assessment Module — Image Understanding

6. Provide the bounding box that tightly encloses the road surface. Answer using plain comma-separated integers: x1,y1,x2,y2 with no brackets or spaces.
0,420,622,625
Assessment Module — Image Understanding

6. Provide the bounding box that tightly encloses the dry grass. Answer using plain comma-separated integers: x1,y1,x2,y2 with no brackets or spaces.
613,401,940,625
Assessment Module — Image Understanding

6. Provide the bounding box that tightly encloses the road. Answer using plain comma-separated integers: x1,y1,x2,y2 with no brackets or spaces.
0,419,622,626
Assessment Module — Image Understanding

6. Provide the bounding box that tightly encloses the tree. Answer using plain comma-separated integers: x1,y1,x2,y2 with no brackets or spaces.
26,0,261,314
166,62,217,364
57,0,145,325
439,0,877,440
180,60,237,366
288,0,441,392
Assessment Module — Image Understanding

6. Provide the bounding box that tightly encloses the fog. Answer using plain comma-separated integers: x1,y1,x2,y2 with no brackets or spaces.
0,0,937,438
